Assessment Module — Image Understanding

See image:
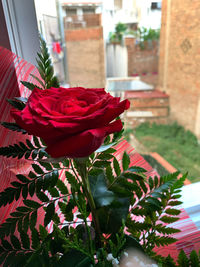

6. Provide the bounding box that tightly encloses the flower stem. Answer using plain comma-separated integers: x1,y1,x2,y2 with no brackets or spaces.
74,159,102,247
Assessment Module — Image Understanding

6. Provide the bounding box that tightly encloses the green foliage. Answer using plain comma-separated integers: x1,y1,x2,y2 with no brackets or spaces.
133,122,200,183
0,40,188,266
134,27,160,49
21,36,60,91
0,137,48,160
109,22,128,43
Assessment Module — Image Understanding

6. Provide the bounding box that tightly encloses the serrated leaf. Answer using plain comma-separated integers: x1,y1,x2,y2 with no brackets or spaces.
39,225,48,241
93,160,111,168
23,214,29,232
30,74,45,89
56,179,68,195
29,181,35,197
1,122,27,134
122,152,130,171
38,161,52,171
128,166,147,173
22,184,28,199
20,231,30,249
1,239,13,250
10,235,21,249
33,136,41,148
44,202,55,226
165,208,181,216
96,142,116,153
36,177,43,193
7,99,25,110
31,229,40,250
21,81,42,91
113,157,121,176
23,199,41,209
32,164,44,175
16,174,30,183
30,211,37,230
36,191,49,202
26,139,35,149
48,187,59,198
106,165,115,184
160,215,179,223
178,250,189,267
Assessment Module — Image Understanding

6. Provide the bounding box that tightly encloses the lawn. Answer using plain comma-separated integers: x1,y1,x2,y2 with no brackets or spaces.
131,122,200,183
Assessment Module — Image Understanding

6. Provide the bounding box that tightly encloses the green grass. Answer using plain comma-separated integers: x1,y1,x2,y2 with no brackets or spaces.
133,122,200,183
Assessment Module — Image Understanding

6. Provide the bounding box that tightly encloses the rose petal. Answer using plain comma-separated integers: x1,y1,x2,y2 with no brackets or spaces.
45,120,123,158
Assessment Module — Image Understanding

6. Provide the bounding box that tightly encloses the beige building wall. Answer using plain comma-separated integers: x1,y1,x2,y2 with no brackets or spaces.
159,0,200,137
65,14,105,88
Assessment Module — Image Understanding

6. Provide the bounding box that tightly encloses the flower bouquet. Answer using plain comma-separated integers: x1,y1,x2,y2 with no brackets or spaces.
0,39,192,267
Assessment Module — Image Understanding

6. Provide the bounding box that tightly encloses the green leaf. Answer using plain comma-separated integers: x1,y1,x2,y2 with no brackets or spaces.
31,229,40,249
128,166,147,173
44,202,55,226
106,165,115,184
89,170,114,208
165,208,181,216
96,142,116,153
1,239,13,250
30,74,45,89
20,231,30,249
36,191,49,202
48,187,59,198
16,174,30,183
21,81,42,91
56,179,69,195
22,184,28,199
113,157,121,176
10,235,21,250
7,99,25,110
30,210,37,229
122,152,130,171
32,164,44,175
38,161,52,171
190,250,200,267
23,199,41,209
93,160,111,168
160,215,179,223
178,250,189,267
29,181,35,197
39,225,48,241
33,136,42,148
1,122,27,134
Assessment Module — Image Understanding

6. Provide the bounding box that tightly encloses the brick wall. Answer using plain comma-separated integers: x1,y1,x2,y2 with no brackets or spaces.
65,26,105,88
64,13,101,29
159,0,200,137
125,37,159,77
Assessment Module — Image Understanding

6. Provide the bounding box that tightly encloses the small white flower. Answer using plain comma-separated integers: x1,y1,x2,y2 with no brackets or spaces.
112,258,119,265
107,253,114,261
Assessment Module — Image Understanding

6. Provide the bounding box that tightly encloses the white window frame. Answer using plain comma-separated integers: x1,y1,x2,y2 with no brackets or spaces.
2,0,40,65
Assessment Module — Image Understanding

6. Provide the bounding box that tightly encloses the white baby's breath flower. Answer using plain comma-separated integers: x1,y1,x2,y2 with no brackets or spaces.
112,258,119,265
107,253,114,261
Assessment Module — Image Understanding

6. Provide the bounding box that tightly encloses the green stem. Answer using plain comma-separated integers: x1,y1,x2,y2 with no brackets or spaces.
74,159,102,247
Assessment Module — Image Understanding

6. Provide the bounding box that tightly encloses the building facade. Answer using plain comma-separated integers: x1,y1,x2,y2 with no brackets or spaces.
159,0,200,137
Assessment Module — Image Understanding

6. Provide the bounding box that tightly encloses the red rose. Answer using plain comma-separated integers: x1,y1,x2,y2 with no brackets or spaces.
11,87,130,158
